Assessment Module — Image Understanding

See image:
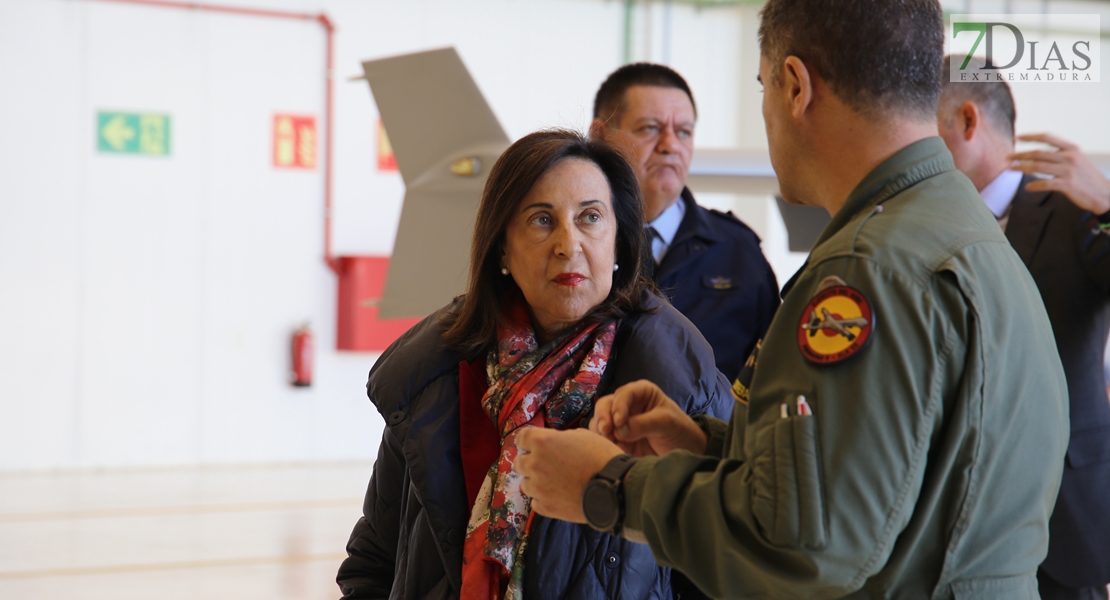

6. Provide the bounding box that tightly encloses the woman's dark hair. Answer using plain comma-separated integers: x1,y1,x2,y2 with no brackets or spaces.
442,129,653,357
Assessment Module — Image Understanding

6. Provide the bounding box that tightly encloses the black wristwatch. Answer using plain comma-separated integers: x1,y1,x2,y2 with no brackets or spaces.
582,454,639,535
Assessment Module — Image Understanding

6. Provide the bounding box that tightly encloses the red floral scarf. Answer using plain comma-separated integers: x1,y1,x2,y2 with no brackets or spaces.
460,294,617,600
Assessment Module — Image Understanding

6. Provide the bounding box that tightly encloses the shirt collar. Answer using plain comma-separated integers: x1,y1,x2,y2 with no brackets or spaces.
979,169,1023,218
645,196,686,245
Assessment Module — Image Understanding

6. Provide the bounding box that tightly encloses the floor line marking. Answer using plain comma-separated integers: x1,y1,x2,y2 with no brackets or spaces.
0,552,350,580
0,498,362,523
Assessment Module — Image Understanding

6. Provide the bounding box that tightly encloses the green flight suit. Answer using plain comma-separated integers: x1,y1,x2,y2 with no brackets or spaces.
622,138,1070,599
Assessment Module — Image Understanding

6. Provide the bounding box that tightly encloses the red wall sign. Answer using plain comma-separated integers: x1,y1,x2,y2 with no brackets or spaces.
273,114,317,169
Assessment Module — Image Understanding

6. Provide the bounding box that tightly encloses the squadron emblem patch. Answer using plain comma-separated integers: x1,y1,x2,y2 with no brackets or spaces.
797,285,875,364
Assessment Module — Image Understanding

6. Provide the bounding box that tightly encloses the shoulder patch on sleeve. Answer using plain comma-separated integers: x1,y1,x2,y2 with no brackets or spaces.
797,283,875,365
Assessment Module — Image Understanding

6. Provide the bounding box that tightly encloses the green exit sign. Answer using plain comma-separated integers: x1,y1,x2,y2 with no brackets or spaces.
97,111,171,156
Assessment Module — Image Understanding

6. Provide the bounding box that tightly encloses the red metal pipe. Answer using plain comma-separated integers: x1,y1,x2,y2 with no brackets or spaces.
87,0,342,275
320,13,339,275
86,0,317,22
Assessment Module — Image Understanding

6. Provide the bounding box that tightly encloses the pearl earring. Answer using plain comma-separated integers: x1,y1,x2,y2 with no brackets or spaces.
613,264,619,271
501,267,510,276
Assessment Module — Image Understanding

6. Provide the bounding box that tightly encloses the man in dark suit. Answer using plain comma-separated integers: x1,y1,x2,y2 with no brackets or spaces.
938,56,1110,600
590,63,779,383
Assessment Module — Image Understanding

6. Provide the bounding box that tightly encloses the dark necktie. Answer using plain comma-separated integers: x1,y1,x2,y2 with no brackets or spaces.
644,226,661,280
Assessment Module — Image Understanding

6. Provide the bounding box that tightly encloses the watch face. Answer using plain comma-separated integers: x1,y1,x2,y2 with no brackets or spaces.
583,480,619,531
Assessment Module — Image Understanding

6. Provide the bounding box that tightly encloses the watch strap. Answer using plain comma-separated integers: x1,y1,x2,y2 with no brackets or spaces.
583,454,639,535
597,453,638,484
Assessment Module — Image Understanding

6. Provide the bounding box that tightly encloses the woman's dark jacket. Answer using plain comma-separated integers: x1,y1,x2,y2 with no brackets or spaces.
336,293,734,600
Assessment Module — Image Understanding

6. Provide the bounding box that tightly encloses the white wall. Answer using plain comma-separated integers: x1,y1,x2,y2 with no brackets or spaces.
3,0,1107,472
0,0,756,471
0,0,359,470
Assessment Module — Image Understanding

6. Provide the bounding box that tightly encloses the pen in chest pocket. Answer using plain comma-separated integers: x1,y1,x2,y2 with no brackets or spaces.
797,395,812,416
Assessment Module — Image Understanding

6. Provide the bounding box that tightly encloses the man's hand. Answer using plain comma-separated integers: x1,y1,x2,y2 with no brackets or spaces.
515,428,623,523
1009,133,1110,215
589,380,707,457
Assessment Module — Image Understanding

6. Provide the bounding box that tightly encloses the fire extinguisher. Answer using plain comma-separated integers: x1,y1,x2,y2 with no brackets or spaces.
291,323,313,387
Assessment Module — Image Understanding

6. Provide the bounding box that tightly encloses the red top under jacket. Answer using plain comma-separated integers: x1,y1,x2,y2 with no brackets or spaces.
458,359,500,512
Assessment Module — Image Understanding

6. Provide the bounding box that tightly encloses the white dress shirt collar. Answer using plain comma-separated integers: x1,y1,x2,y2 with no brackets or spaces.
645,196,686,263
980,169,1024,218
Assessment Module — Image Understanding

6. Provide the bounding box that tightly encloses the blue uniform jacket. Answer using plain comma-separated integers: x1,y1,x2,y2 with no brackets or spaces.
654,189,780,381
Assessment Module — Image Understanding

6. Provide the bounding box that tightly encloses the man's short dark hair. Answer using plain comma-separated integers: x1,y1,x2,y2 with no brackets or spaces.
758,0,944,119
939,55,1017,139
593,63,697,124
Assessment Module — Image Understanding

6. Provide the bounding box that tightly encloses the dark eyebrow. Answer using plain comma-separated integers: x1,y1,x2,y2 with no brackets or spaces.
520,202,553,212
756,74,763,85
522,200,604,211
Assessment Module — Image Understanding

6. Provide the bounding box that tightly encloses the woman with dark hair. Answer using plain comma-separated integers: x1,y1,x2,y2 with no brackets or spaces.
336,129,732,600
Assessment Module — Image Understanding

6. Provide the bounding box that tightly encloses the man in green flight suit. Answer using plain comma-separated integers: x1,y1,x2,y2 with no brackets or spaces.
515,0,1070,597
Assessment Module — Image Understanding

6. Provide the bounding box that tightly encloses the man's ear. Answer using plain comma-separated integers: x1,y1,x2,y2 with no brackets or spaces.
782,56,814,119
959,101,981,141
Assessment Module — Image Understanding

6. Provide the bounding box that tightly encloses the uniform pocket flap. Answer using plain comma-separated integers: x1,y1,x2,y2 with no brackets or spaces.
1066,424,1110,469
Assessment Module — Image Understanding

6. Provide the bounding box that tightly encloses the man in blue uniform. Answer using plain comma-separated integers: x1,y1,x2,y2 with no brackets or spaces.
590,64,779,382
937,57,1110,600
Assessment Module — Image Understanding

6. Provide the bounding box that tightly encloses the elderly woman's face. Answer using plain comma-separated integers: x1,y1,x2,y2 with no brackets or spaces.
503,158,617,341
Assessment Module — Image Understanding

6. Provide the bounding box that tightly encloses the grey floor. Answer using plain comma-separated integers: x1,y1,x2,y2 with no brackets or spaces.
0,462,371,599
4,462,1106,598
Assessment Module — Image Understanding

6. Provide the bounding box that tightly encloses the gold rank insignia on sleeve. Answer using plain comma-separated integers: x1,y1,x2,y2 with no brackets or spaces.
797,278,875,365
731,339,762,404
